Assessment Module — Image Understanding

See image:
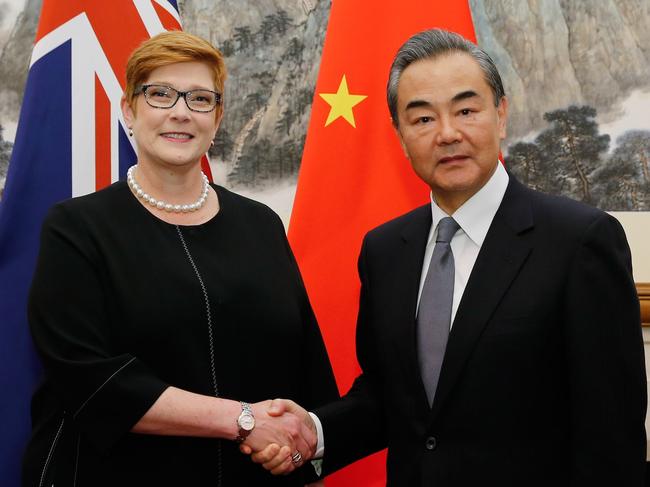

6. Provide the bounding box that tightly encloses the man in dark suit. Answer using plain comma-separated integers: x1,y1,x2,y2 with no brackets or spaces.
250,28,647,486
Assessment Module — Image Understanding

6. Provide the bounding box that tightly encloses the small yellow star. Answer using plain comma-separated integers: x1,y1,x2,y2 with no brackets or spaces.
319,75,368,128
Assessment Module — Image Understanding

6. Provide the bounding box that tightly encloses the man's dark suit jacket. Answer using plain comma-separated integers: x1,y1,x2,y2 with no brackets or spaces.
316,176,647,486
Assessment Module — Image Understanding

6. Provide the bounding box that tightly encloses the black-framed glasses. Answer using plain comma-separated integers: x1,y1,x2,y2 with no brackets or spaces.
136,84,222,113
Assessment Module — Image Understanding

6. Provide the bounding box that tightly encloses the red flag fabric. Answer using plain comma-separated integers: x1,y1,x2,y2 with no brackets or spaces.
288,1,476,485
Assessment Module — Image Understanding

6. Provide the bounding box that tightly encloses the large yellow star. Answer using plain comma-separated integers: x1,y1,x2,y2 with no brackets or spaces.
319,75,367,128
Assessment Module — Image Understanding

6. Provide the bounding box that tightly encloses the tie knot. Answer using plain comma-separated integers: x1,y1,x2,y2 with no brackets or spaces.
436,217,459,244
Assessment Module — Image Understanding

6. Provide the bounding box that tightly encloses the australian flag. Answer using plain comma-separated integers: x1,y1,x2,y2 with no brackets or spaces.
0,2,190,484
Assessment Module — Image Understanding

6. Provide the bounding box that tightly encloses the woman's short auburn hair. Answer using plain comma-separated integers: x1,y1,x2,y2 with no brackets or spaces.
124,30,226,117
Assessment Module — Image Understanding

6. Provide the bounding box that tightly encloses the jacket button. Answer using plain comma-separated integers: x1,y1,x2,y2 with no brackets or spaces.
425,436,437,451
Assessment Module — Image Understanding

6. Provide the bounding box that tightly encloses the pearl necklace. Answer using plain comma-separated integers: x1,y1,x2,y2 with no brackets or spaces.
127,165,210,213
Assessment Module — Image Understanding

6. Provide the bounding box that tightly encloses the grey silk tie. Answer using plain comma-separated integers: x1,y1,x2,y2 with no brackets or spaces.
417,216,460,407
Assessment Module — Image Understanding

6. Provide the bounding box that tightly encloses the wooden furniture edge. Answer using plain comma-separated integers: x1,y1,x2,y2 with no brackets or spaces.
638,283,650,326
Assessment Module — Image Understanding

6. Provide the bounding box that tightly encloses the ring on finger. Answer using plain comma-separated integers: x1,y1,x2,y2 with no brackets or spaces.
291,451,302,464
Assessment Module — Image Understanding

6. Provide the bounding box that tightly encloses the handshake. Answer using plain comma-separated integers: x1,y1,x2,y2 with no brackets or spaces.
239,399,318,476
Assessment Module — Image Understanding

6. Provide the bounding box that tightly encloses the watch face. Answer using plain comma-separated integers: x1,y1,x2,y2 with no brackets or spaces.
239,414,255,431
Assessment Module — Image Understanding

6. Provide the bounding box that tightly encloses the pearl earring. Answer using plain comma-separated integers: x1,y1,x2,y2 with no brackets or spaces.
128,128,133,137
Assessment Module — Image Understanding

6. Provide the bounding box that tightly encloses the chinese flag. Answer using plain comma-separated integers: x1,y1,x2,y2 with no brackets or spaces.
288,1,476,485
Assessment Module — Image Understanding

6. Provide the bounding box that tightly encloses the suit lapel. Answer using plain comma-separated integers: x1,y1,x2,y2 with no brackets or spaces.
428,178,535,422
392,205,432,404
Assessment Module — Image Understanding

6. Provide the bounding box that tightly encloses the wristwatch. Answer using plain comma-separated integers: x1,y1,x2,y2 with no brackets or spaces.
236,401,255,442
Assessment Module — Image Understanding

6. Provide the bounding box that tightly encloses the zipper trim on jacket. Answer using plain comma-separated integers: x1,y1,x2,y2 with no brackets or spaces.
39,416,65,487
73,435,80,486
73,357,136,419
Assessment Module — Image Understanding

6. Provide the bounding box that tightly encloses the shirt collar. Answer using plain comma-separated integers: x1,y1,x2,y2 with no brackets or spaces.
429,162,509,247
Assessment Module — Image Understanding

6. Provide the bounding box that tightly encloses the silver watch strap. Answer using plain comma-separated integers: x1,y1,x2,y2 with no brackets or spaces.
236,401,254,443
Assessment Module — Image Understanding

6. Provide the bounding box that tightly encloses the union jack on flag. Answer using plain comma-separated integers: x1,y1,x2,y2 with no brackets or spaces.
0,2,196,484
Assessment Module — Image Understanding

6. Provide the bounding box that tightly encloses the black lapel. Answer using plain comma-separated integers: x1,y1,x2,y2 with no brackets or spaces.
391,204,432,405
428,177,535,422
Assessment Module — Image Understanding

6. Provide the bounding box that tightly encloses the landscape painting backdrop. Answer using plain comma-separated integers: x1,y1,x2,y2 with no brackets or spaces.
0,0,648,220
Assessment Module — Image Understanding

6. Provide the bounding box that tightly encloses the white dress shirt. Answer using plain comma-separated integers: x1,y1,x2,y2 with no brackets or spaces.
417,162,509,327
311,162,509,463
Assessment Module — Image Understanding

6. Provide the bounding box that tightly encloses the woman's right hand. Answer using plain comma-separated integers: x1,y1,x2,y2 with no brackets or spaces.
242,399,317,475
243,400,315,461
